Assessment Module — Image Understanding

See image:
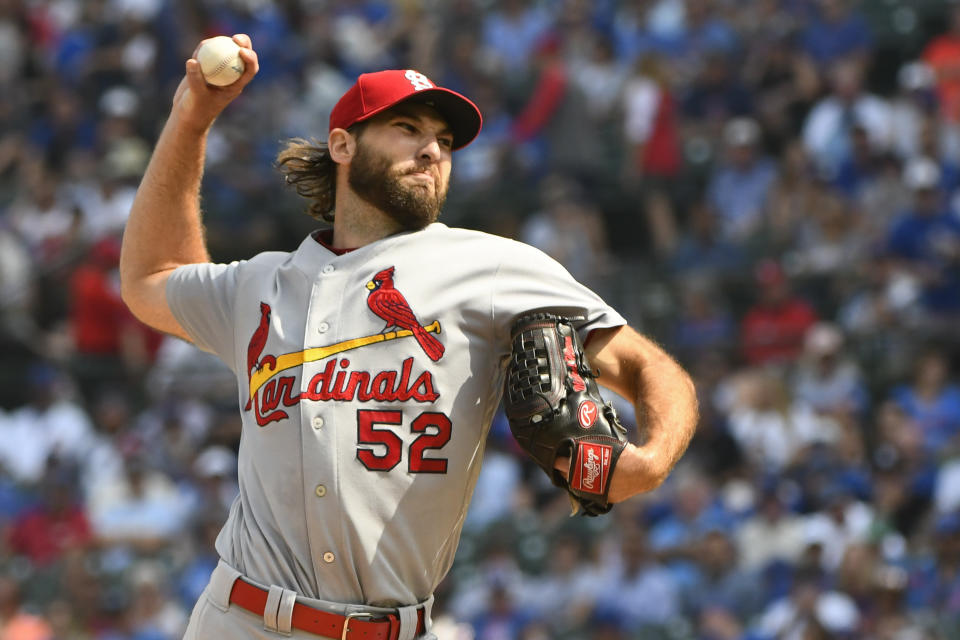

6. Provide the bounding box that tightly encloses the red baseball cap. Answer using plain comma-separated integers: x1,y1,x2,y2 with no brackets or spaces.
329,69,483,150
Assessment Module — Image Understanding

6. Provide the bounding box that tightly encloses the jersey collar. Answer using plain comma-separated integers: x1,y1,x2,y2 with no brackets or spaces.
312,229,357,255
292,223,447,278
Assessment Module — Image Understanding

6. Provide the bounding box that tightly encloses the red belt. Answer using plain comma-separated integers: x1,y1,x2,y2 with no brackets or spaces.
229,578,426,640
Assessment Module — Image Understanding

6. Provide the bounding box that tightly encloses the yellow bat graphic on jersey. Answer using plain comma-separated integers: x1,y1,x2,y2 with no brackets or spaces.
248,320,441,398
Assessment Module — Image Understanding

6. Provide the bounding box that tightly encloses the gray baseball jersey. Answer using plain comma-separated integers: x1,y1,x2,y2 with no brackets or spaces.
166,222,625,608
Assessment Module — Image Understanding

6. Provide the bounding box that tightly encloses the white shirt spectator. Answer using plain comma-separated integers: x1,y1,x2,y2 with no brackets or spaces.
570,49,628,122
71,179,137,241
802,501,874,571
0,226,33,312
6,188,77,258
755,590,860,640
0,400,95,484
736,502,807,571
81,432,125,504
728,402,840,472
88,461,191,542
803,93,892,175
933,458,960,514
623,76,660,146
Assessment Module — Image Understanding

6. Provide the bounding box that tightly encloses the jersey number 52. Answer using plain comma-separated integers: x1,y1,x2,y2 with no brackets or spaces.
355,409,451,474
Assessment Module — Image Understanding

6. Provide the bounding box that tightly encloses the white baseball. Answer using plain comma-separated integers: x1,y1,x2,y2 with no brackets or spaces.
197,36,245,86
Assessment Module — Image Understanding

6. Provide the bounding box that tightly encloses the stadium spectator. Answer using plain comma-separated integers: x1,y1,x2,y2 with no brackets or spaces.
803,57,891,177
481,0,552,75
681,51,753,140
740,259,819,367
801,0,872,69
4,165,80,265
680,528,764,622
0,364,94,487
520,175,612,289
597,527,681,631
752,567,861,639
885,156,960,318
736,486,807,573
706,117,778,242
67,236,162,397
7,464,91,567
743,31,820,154
671,274,736,361
519,534,602,635
792,322,868,419
923,4,960,124
889,350,960,455
621,53,684,256
727,370,839,473
87,454,191,551
470,581,534,640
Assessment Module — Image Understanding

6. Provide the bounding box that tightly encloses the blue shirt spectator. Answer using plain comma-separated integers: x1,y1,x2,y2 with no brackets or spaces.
890,351,960,454
802,1,871,67
680,530,765,621
707,118,778,241
481,0,553,72
598,532,682,629
886,158,960,313
681,54,753,124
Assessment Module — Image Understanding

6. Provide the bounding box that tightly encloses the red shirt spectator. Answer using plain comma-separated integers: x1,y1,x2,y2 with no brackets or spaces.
8,489,91,566
741,260,818,365
511,35,567,142
623,56,682,178
923,6,960,123
68,237,162,359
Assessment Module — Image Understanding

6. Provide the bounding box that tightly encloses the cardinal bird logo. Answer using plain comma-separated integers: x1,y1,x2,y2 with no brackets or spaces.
244,302,277,410
366,266,444,362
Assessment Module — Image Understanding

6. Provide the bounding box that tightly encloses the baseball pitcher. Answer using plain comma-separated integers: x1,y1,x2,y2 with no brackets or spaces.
120,34,698,640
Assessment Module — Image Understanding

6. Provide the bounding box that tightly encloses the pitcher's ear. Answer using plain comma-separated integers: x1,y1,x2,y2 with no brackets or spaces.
328,128,356,164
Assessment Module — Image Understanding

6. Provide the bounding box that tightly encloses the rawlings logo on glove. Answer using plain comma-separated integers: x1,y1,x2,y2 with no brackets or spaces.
572,442,611,493
503,312,628,516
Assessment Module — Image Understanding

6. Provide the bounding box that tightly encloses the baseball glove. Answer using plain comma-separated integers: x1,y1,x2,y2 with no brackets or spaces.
503,312,628,516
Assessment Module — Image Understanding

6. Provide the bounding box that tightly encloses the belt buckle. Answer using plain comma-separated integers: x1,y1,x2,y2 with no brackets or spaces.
341,612,374,640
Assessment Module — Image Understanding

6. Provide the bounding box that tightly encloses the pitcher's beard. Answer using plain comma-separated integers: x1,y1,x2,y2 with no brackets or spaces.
348,143,447,231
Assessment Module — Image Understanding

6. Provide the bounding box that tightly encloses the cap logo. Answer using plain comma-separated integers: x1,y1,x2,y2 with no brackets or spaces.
405,70,434,91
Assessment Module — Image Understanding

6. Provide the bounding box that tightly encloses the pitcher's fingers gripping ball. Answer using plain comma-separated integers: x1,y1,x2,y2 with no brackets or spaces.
197,35,245,86
504,313,629,516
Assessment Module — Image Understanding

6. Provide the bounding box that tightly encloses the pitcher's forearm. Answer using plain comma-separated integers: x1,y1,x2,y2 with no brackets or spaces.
121,35,258,290
121,112,211,286
632,352,698,479
588,327,699,503
602,357,696,503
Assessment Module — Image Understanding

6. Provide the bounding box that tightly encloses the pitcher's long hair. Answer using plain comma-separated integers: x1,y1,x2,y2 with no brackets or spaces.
275,123,367,223
275,137,338,223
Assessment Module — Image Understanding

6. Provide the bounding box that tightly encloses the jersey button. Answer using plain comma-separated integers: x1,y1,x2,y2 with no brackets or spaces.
317,322,329,333
321,265,335,274
314,484,326,498
323,552,335,563
312,416,324,429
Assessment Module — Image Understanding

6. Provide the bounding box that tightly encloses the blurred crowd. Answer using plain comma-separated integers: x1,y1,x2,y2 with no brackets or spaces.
2,0,960,638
